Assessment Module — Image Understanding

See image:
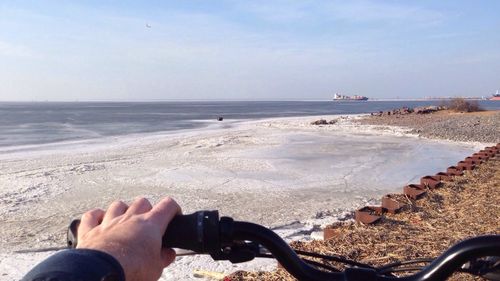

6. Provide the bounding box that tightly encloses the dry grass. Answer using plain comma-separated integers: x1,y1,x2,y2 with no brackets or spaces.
229,156,499,281
444,98,483,112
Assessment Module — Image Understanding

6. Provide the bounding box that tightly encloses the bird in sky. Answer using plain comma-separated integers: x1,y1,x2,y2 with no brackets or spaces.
146,23,151,28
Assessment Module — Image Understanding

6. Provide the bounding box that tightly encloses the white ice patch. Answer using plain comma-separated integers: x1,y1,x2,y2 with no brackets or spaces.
0,114,483,281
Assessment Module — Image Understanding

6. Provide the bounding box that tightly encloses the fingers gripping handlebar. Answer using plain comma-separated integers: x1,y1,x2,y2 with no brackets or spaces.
68,211,222,254
68,211,500,281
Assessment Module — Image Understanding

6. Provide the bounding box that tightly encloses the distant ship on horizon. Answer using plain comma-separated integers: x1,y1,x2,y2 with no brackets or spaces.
490,90,500,101
333,93,369,101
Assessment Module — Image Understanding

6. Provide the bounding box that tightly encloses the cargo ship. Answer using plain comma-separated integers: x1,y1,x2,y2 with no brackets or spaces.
333,93,369,101
490,90,500,101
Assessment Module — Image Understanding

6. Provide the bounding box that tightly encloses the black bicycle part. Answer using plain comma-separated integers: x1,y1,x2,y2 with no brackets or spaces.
162,211,500,281
162,210,220,253
67,219,80,248
460,257,500,281
294,249,375,269
66,211,499,280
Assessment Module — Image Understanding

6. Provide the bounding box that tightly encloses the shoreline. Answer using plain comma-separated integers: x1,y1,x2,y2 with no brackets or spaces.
3,108,497,159
0,113,490,281
356,110,499,144
0,114,365,160
239,147,499,281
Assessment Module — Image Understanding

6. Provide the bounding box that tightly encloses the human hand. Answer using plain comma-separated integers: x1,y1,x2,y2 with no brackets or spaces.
76,197,181,281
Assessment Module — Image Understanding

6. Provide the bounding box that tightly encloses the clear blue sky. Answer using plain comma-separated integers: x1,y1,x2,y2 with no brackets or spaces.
1,1,499,101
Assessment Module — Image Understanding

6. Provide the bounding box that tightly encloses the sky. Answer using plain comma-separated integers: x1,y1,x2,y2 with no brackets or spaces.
0,1,499,101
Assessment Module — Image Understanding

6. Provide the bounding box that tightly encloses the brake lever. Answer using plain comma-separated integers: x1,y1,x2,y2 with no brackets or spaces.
13,219,80,254
67,219,80,248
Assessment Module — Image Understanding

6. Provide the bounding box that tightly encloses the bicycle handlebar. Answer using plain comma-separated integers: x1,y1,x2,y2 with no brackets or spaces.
67,210,498,280
162,210,221,253
161,211,500,281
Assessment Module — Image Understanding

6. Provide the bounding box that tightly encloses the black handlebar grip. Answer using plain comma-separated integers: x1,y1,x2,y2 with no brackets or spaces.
162,210,221,253
67,219,80,248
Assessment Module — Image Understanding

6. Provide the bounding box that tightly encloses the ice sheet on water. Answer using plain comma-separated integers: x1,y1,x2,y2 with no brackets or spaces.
244,132,476,193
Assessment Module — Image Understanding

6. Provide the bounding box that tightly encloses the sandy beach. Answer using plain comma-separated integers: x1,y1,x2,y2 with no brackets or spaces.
0,114,490,280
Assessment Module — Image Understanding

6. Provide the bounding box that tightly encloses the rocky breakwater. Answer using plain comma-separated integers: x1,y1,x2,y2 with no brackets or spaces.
370,105,446,117
310,119,338,125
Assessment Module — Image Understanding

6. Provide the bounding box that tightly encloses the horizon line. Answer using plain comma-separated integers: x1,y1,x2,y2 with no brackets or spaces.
0,97,489,103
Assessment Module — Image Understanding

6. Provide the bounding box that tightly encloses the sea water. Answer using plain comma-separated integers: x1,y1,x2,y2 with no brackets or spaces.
1,100,498,149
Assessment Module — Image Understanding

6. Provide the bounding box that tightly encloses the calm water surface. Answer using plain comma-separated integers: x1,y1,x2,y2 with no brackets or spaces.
1,101,498,147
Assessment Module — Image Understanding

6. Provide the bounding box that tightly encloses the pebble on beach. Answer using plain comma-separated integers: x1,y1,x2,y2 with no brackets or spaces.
357,110,499,143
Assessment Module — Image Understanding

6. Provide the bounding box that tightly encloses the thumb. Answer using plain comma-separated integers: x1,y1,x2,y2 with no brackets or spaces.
160,248,176,268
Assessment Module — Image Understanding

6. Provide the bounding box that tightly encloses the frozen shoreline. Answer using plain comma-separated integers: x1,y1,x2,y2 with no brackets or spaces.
0,114,485,280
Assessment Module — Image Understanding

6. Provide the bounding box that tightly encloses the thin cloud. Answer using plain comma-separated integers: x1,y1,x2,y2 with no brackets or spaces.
0,41,41,59
233,0,312,23
326,1,446,24
450,52,500,65
235,1,446,26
